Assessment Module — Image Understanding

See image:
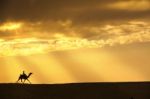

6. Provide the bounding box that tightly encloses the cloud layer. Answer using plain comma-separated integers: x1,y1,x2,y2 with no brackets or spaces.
0,0,150,56
0,21,150,56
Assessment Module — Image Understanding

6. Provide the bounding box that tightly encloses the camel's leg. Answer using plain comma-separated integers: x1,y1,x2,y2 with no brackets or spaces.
21,78,25,84
17,78,20,83
17,76,22,83
27,79,31,84
21,78,22,83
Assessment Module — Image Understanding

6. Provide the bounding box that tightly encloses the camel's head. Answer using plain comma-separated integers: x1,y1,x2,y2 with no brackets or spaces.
29,72,33,76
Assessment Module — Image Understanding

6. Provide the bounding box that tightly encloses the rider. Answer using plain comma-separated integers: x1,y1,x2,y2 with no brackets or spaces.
22,70,27,76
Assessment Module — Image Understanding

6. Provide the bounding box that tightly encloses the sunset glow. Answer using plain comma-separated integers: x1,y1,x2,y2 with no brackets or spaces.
0,0,150,84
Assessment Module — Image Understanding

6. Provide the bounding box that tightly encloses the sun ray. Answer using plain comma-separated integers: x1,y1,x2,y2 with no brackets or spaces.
63,48,147,82
14,55,46,83
0,57,10,82
14,53,76,84
0,56,24,83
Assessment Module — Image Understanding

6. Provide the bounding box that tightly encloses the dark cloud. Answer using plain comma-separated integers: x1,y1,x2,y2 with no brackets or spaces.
0,0,150,24
0,0,150,40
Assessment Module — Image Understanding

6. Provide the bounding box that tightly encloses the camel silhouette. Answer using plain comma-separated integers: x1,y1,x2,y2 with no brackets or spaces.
17,72,33,84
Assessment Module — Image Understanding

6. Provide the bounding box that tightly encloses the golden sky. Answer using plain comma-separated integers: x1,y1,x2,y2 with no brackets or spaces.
0,0,150,83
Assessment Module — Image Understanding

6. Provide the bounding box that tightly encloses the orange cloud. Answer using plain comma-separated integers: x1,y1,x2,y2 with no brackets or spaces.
0,22,23,31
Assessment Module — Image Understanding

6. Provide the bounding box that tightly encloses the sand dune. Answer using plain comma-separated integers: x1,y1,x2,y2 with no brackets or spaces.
0,82,150,99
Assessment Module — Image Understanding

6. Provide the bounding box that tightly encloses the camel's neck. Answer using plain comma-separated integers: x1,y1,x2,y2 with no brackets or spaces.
27,73,32,78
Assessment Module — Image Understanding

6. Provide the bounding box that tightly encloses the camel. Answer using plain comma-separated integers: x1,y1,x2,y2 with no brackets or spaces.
17,72,33,84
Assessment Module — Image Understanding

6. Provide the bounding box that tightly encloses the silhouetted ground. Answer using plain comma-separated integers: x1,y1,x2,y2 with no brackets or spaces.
0,82,150,99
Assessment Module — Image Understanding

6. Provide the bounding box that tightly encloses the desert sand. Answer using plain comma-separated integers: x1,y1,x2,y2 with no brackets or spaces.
0,82,150,99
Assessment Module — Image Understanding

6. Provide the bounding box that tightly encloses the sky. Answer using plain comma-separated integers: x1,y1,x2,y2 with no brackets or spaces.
0,0,150,83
